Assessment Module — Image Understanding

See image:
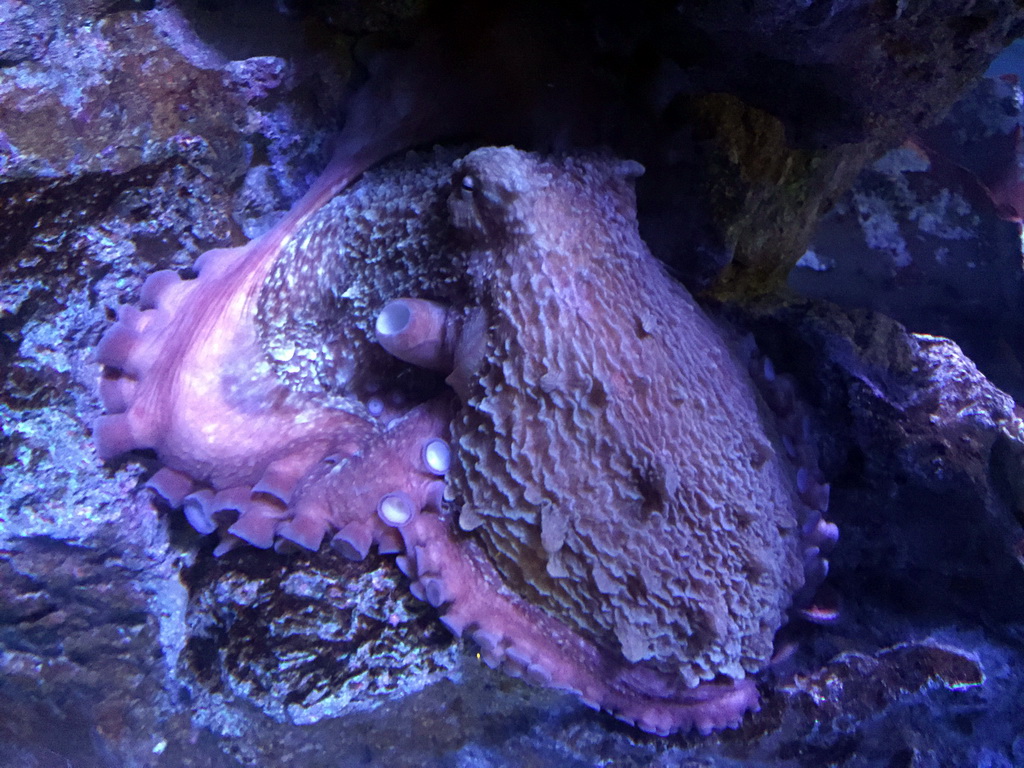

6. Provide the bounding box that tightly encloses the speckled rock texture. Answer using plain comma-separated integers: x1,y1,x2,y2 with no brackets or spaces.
732,302,1024,614
634,0,1024,296
792,73,1024,401
2,0,1024,766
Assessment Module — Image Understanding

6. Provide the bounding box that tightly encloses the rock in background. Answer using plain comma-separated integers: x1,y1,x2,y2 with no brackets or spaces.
2,1,1024,766
791,73,1024,402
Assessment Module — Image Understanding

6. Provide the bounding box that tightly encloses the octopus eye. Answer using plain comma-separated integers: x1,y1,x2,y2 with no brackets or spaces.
450,172,488,235
449,165,516,238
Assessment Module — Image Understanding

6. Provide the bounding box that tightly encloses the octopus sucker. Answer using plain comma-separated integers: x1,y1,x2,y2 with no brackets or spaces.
96,142,833,736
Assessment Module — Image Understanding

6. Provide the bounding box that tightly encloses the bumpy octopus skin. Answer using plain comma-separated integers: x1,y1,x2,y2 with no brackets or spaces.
96,145,835,736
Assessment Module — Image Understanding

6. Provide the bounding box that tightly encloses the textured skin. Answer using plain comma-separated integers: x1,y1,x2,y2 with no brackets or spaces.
95,150,465,555
257,149,469,399
96,145,831,736
446,148,805,685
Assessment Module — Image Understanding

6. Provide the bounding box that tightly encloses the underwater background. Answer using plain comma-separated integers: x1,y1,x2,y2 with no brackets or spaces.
2,1,1024,766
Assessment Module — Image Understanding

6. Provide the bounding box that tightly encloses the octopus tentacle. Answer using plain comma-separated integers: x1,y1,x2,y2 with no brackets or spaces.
94,142,390,554
275,398,455,556
95,137,374,453
376,297,488,402
143,466,195,508
388,506,759,736
745,341,838,622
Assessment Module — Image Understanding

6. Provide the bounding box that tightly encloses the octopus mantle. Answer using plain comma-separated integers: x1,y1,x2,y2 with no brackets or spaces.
95,145,834,736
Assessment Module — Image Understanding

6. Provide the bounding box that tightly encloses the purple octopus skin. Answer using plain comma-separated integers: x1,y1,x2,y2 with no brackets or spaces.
95,144,835,736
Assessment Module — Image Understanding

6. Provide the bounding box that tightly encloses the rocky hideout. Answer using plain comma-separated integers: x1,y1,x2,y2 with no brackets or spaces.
94,143,836,736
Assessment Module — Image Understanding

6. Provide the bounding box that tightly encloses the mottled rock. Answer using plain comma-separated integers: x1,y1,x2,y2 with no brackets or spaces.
643,0,1024,296
0,1,55,65
792,74,1024,400
733,301,1024,621
182,546,460,726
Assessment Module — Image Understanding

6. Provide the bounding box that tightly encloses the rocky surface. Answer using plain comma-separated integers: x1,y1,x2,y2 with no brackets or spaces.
2,0,1024,766
792,73,1024,402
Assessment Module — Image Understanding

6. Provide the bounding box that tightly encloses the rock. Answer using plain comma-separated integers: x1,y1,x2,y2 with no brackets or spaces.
734,300,1024,632
792,74,1024,401
0,1,55,66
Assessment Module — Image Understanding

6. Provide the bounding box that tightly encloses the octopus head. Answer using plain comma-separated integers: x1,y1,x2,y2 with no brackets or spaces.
448,147,556,245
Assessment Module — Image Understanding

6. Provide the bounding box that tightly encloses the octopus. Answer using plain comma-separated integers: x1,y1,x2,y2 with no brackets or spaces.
95,143,836,736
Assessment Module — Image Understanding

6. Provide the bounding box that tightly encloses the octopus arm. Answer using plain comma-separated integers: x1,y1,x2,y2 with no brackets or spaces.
391,508,759,736
94,139,389,549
